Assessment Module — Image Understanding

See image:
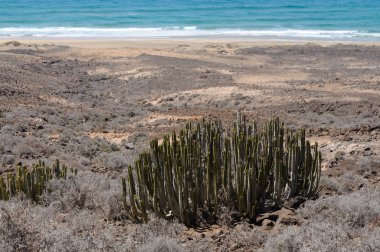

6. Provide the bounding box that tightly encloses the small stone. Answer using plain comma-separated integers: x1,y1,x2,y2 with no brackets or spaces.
283,196,307,209
280,217,301,226
124,142,135,150
128,111,136,117
116,221,124,227
231,211,241,221
17,124,28,133
230,243,239,251
344,136,353,141
256,213,279,224
56,213,67,223
262,219,275,230
2,155,15,165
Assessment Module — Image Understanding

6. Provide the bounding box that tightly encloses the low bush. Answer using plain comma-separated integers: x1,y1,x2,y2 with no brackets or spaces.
138,237,186,252
97,152,128,172
264,188,380,251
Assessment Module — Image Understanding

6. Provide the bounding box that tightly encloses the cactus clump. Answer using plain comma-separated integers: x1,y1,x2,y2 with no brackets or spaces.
122,113,321,226
0,160,76,202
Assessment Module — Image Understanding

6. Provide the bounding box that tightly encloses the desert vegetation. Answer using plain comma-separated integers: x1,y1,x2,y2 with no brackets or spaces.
122,114,321,226
0,114,324,251
1,114,321,217
0,160,74,202
0,42,379,251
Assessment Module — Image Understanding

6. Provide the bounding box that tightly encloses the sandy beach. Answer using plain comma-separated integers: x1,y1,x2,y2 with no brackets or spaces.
0,38,379,250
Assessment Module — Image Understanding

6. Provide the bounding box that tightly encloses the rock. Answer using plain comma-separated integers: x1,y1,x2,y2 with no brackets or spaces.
280,217,301,226
283,196,307,209
2,155,15,166
230,211,241,221
363,147,373,156
124,142,135,150
16,124,28,133
262,219,275,230
210,233,218,239
115,221,124,226
334,151,345,161
328,160,337,168
256,213,279,224
230,243,240,251
55,213,67,223
344,135,353,141
128,111,136,117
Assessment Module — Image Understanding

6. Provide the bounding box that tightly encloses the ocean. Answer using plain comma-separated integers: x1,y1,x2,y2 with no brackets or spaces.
0,0,379,40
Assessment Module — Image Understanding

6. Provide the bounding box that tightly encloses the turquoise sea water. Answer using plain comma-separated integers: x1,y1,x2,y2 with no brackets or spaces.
0,0,379,40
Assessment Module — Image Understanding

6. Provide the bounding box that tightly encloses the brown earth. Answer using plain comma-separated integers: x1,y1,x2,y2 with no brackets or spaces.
0,40,379,251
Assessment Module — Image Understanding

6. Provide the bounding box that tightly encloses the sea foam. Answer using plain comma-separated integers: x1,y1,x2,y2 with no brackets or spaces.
0,27,379,40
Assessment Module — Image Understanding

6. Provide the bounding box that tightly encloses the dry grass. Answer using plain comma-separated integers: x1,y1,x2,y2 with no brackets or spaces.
4,183,378,251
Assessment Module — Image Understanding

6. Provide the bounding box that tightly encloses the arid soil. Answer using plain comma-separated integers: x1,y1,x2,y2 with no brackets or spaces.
0,40,379,251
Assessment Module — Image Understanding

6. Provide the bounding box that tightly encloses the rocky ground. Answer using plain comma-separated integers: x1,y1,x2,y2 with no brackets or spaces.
0,41,379,251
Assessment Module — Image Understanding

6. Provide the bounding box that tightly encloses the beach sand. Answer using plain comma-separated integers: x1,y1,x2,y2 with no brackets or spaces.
0,38,379,250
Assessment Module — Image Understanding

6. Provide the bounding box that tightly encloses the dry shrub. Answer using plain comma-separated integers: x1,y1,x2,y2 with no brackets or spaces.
0,134,53,158
96,152,128,171
4,41,21,46
0,134,16,153
42,171,122,220
224,223,267,250
0,173,188,251
0,200,33,252
126,217,187,249
77,137,100,158
138,237,186,252
320,176,348,194
264,188,380,252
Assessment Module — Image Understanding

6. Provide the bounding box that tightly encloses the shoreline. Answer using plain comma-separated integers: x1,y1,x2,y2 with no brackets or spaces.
1,37,380,49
